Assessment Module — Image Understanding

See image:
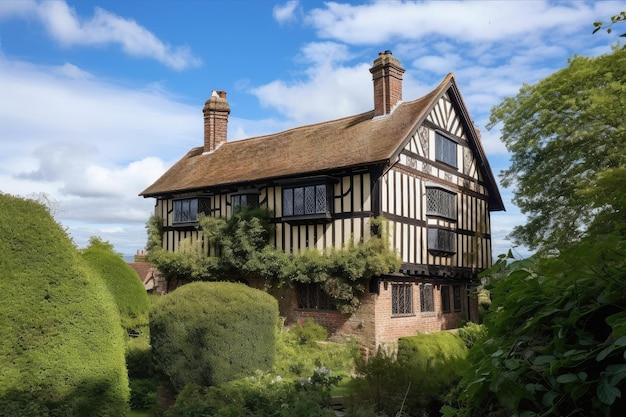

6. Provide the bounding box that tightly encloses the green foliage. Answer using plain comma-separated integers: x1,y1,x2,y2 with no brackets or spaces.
446,230,626,416
488,47,626,252
80,236,151,335
129,378,157,411
0,194,129,416
593,11,626,38
457,322,487,349
150,281,279,391
148,212,400,313
290,318,329,346
273,321,358,378
346,332,468,417
165,370,340,417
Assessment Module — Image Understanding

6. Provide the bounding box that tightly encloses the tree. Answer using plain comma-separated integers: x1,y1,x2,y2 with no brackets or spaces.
593,11,626,39
488,47,626,252
0,194,129,416
443,229,626,417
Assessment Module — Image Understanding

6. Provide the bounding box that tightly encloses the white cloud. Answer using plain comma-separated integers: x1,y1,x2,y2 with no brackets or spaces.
307,0,607,45
251,42,374,125
0,0,201,70
273,1,299,24
54,62,94,80
0,53,204,253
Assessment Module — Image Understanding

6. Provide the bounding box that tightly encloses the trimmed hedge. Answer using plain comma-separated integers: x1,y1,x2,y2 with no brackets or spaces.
150,281,279,391
80,237,151,334
0,194,129,416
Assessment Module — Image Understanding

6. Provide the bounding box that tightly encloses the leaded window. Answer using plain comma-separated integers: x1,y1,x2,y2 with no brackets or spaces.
297,283,335,310
441,285,451,313
453,285,462,312
420,283,434,313
231,192,259,214
282,184,329,217
426,187,457,220
435,132,457,168
173,198,210,224
392,283,413,316
428,228,456,255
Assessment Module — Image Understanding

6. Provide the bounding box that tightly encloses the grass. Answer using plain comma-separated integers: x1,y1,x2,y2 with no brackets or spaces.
127,410,151,417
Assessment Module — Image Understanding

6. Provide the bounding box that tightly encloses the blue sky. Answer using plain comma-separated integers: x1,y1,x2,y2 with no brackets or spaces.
0,0,621,258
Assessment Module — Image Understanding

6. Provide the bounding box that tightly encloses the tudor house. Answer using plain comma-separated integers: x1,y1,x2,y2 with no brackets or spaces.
141,51,504,350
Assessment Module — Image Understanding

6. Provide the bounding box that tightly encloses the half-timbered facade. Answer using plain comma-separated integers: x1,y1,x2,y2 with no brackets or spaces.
141,51,504,350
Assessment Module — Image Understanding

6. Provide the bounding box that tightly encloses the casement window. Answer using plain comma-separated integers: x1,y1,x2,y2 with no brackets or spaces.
441,285,451,313
435,132,457,168
420,283,435,313
231,191,259,214
297,283,335,310
392,283,413,316
282,181,332,221
453,285,462,312
428,228,457,256
426,186,457,220
173,198,210,224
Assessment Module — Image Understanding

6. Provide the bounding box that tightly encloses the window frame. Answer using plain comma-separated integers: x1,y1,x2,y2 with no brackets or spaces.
280,177,334,223
427,227,457,256
172,197,210,225
441,285,451,313
297,282,336,310
391,283,414,316
435,132,458,168
420,283,435,313
230,190,260,214
426,186,457,220
453,285,462,312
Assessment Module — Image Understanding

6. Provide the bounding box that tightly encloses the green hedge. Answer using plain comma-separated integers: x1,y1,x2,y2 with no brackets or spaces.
0,194,129,416
150,281,279,391
346,332,468,416
80,237,151,335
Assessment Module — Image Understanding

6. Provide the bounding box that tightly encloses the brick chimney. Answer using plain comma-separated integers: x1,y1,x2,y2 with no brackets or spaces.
202,90,230,153
369,51,405,117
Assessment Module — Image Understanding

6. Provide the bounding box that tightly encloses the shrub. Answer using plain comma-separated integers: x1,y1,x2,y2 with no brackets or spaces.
444,231,626,417
291,318,329,345
273,321,358,378
166,370,339,417
346,332,468,416
150,281,279,391
457,322,487,349
80,237,151,337
0,194,129,416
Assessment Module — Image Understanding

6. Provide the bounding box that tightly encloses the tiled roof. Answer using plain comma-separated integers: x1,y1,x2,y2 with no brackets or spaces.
140,72,504,213
140,75,449,197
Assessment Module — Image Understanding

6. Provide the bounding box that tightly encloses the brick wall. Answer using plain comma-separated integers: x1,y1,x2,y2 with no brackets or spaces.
373,280,468,349
247,276,474,352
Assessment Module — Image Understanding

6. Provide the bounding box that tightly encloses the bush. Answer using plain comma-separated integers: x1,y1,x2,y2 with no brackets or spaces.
150,281,279,391
166,370,339,417
129,378,157,411
457,322,487,349
291,318,329,345
80,237,151,337
445,231,626,417
0,194,129,416
273,321,358,378
346,332,468,416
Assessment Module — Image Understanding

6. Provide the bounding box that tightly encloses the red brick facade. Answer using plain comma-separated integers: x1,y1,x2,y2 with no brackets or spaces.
247,277,478,351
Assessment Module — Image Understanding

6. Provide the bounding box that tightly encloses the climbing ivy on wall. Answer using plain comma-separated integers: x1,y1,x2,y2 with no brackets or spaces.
146,210,401,313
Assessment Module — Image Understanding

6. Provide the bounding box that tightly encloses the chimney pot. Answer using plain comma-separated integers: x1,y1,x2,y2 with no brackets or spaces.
203,90,230,152
369,51,405,117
